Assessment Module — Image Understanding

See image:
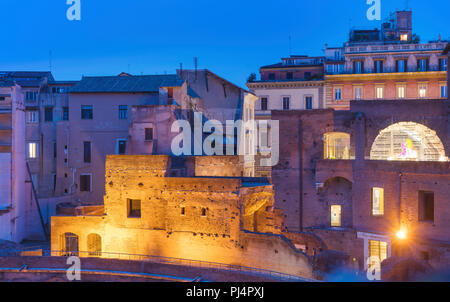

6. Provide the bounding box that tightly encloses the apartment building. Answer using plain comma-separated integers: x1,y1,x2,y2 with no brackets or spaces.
324,10,448,110
56,70,257,204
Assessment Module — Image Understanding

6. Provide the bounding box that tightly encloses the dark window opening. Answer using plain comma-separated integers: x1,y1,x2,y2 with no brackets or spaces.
81,105,93,120
268,73,276,80
261,97,268,111
119,105,128,120
305,96,313,110
304,72,311,80
286,72,293,80
145,128,153,141
83,141,91,163
419,191,434,222
63,107,69,121
118,140,127,155
283,97,290,110
181,207,185,215
45,107,53,122
128,199,141,218
80,175,91,192
201,208,206,216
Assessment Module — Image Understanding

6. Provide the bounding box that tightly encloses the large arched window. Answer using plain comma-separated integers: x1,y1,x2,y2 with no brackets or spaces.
370,122,448,162
62,232,79,256
324,132,351,160
87,233,102,257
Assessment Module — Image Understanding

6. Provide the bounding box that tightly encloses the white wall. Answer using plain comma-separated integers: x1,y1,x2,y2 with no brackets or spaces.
253,87,322,111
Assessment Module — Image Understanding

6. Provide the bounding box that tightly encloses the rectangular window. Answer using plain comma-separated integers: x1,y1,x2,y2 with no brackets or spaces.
397,85,406,99
118,140,127,155
400,34,408,41
25,91,37,101
44,107,53,122
334,88,342,101
26,111,39,123
27,142,38,159
83,141,91,163
396,60,406,72
372,187,384,216
268,73,275,80
282,97,290,110
418,59,428,72
419,191,434,222
80,174,91,192
354,87,362,100
128,199,141,218
376,86,384,99
54,142,57,158
63,107,69,121
369,240,388,263
419,84,427,98
354,61,363,74
305,96,313,110
181,207,185,216
304,72,311,80
441,85,447,98
81,105,93,120
260,97,268,111
439,58,447,71
330,205,342,227
374,60,384,73
286,72,293,80
145,128,153,141
119,105,128,120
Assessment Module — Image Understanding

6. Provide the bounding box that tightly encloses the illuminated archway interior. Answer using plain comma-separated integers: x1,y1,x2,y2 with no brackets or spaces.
324,132,351,160
370,122,448,162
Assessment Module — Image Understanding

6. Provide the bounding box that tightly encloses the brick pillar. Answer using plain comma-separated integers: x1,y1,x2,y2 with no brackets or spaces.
355,112,365,162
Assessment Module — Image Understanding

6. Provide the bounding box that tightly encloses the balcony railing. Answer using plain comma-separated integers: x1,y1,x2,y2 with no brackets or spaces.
345,42,447,54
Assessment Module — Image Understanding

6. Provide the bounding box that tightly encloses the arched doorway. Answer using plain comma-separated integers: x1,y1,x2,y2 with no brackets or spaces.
370,122,448,162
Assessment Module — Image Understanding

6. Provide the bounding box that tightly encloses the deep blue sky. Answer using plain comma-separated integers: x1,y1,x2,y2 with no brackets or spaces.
1,0,449,87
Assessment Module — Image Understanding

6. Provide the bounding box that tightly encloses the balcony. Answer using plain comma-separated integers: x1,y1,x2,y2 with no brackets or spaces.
344,42,447,54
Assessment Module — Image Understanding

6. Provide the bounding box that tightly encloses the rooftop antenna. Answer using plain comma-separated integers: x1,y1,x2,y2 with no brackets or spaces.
289,35,292,56
194,57,198,82
49,50,53,71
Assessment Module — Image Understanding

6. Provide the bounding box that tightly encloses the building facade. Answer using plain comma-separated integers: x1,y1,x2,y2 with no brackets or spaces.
324,11,448,110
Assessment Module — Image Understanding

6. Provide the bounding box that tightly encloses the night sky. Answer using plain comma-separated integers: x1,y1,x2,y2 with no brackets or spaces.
1,0,449,87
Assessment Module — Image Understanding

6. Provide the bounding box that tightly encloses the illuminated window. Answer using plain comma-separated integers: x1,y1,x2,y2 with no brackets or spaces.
334,87,342,101
376,86,384,99
63,233,79,256
26,111,39,123
128,199,141,218
418,84,427,98
372,188,384,216
324,132,350,160
354,86,362,100
369,240,387,263
27,142,38,159
370,122,448,162
400,34,408,41
330,205,342,227
397,85,406,99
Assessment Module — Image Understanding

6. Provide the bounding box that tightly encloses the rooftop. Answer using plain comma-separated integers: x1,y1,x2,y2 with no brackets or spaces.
70,74,185,93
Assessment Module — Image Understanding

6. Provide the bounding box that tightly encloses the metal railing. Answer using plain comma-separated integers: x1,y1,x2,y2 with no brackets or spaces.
8,249,314,282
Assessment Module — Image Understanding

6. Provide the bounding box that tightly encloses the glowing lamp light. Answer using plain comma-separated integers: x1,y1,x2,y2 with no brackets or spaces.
396,229,407,240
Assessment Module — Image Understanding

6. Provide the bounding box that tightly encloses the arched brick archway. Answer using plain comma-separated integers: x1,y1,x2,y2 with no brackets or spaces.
318,177,353,228
370,122,448,162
